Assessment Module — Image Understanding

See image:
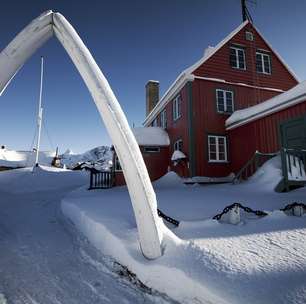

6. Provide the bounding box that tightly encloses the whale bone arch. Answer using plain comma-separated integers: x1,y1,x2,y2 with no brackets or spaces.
0,10,163,259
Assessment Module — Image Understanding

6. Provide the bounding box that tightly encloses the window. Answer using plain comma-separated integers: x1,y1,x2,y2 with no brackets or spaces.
256,51,271,74
245,31,254,41
174,139,183,152
208,135,228,162
152,118,158,127
114,155,122,171
144,146,160,153
216,89,234,114
173,95,182,121
230,46,246,70
161,109,167,129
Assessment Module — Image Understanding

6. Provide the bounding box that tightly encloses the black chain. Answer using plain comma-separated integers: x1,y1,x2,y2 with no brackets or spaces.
213,203,268,221
280,202,306,212
157,209,180,227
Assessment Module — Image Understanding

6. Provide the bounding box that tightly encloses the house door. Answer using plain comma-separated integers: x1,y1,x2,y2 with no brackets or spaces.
279,115,306,149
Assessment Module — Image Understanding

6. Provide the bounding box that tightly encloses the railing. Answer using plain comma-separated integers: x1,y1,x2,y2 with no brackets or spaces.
89,168,114,189
281,148,306,191
233,150,278,184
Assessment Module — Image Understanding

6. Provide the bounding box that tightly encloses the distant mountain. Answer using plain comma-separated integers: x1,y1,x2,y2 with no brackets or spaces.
60,146,113,170
0,146,113,171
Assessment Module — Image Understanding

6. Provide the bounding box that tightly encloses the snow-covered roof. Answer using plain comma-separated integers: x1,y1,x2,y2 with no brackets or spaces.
132,127,170,146
171,150,187,161
226,81,306,130
143,20,299,127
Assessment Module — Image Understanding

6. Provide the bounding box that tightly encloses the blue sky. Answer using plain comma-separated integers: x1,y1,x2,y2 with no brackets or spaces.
0,0,305,153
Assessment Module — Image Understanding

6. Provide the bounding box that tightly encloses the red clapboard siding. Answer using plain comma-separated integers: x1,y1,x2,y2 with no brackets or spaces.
158,84,190,177
229,100,306,174
193,23,298,91
192,78,282,177
115,146,170,186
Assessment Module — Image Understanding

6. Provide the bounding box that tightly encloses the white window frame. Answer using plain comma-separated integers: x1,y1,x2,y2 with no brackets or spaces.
173,95,182,121
208,135,228,163
256,51,271,75
144,146,160,153
216,89,234,114
230,46,246,70
173,139,183,152
160,109,167,129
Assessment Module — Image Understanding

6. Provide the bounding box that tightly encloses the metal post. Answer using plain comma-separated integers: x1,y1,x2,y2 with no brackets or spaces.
34,56,44,167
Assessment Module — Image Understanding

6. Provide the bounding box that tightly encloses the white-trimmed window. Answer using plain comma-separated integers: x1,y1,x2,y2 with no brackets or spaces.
173,95,182,121
114,155,122,171
230,46,246,70
174,139,183,152
216,89,234,113
208,135,227,162
256,51,271,74
144,146,160,153
161,109,167,129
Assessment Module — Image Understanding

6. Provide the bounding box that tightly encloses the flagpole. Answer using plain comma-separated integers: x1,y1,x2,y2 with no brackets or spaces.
34,56,44,167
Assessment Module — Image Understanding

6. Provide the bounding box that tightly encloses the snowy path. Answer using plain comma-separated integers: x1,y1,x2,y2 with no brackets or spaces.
0,175,172,304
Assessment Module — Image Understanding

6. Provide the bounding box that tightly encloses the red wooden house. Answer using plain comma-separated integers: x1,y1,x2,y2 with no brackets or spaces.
142,20,305,182
113,19,306,190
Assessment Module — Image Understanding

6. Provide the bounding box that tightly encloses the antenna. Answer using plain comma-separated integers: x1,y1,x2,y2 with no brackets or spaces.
34,56,44,167
241,0,254,23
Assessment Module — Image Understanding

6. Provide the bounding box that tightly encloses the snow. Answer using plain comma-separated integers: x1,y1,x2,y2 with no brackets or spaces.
62,156,306,303
0,148,55,168
226,81,306,129
0,167,170,303
187,173,235,183
132,127,170,146
0,10,164,259
171,150,186,161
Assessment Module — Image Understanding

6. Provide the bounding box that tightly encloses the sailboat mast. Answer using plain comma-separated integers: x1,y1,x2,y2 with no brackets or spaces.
34,56,44,167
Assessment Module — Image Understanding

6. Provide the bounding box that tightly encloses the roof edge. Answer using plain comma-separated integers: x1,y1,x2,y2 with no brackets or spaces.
226,92,306,130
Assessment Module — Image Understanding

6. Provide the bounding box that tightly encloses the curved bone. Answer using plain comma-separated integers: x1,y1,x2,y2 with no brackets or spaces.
0,11,163,259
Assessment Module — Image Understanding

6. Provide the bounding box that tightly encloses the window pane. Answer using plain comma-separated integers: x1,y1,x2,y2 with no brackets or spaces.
209,137,216,144
226,92,232,102
256,53,263,73
226,104,233,113
217,103,225,112
263,55,271,73
210,144,216,152
219,143,225,153
238,50,245,69
219,153,226,161
230,48,237,68
218,137,225,145
209,152,217,160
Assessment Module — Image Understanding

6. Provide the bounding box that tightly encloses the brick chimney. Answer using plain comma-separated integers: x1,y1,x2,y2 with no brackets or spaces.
146,80,159,116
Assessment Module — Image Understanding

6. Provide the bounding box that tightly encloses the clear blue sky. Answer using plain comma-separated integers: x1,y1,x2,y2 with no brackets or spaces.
0,0,305,153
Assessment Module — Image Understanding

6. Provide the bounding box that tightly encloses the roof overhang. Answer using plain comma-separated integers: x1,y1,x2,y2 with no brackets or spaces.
226,88,306,130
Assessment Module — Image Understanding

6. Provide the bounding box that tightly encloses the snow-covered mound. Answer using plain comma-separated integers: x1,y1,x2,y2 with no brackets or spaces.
0,148,55,168
60,146,113,170
247,155,283,189
153,171,185,188
0,166,87,193
62,156,306,303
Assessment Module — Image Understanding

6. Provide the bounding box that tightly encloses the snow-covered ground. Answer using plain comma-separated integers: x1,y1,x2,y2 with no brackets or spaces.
0,167,174,303
62,156,306,304
0,149,55,168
